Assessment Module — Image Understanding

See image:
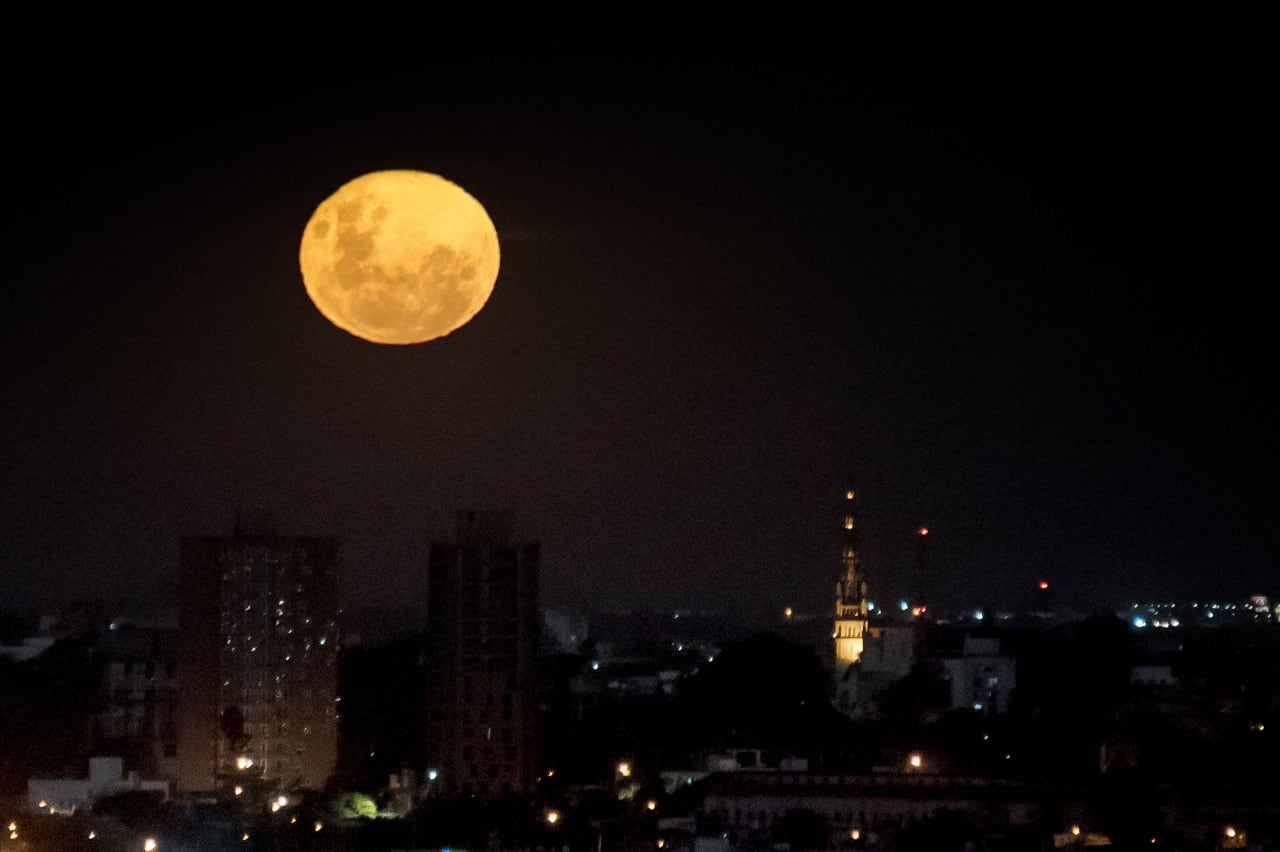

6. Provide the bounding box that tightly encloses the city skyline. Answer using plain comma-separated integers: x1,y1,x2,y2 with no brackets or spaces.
2,14,1274,623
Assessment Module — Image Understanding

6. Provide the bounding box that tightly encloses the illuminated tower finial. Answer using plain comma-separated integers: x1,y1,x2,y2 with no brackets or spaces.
834,481,869,673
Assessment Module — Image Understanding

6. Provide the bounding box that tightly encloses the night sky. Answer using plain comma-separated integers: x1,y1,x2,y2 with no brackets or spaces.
2,12,1274,625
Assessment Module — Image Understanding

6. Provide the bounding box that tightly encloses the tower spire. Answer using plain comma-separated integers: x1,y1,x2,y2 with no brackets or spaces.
833,481,869,674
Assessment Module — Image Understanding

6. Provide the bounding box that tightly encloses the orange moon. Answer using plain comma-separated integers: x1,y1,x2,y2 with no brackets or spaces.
299,170,500,345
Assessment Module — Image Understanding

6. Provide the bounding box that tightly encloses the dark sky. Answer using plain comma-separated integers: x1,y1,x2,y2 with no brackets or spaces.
2,11,1274,624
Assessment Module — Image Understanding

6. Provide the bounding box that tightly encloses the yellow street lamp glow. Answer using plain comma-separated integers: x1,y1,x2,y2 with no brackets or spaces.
546,811,560,825
908,753,922,769
1071,825,1081,836
617,762,632,777
144,839,158,852
646,800,657,811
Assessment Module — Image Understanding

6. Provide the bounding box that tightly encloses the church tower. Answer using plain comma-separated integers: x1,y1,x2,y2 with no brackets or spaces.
833,483,869,676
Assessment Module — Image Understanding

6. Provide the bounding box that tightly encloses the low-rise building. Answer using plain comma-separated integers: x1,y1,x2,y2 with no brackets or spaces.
28,756,169,816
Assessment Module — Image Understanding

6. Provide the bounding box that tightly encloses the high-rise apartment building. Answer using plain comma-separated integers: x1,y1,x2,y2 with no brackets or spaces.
174,509,340,794
425,510,539,798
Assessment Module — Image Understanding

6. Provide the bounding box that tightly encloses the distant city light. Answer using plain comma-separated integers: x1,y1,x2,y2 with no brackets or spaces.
1132,616,1147,628
973,610,985,620
1038,581,1049,590
908,753,923,769
899,600,909,611
784,607,793,618
918,527,929,536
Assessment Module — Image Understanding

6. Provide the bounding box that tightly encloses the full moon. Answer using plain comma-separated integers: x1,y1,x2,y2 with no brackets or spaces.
299,170,500,345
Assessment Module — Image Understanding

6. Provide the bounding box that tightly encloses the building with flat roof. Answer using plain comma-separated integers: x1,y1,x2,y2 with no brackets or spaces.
174,509,340,794
425,510,540,798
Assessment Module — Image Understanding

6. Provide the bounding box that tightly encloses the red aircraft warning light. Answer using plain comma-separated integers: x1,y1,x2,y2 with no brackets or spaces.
918,527,929,536
1038,580,1050,590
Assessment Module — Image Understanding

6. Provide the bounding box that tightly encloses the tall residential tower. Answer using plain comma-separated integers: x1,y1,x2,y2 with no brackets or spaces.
425,510,540,799
175,509,340,794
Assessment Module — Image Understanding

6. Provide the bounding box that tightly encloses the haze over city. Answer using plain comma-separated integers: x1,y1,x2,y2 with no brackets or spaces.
2,11,1274,625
